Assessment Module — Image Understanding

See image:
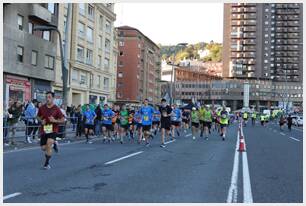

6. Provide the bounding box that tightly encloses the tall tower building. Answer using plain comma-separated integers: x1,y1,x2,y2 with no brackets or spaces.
223,3,303,82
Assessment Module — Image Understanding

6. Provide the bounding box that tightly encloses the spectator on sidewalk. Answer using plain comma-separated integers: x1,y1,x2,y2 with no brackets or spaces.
70,105,77,131
3,103,9,145
75,105,83,138
58,104,67,139
7,101,23,145
24,99,39,143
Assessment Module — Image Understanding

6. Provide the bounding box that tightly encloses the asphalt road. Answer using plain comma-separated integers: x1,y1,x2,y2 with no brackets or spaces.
3,120,303,203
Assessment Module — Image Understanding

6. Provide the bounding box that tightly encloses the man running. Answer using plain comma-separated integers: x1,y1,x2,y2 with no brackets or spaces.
243,111,248,127
171,104,181,140
128,108,135,142
134,109,143,143
251,112,256,126
199,105,206,138
83,104,96,144
152,105,161,136
203,105,213,140
102,104,115,143
219,106,229,141
37,91,65,169
182,108,190,133
260,113,265,126
119,104,129,144
139,99,154,147
159,98,172,148
191,107,200,140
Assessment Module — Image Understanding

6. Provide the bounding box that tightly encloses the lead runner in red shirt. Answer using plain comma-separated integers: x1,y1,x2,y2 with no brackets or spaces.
37,91,65,169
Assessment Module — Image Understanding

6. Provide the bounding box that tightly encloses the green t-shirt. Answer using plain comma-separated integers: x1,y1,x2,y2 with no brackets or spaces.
204,110,212,122
120,110,129,125
191,111,199,123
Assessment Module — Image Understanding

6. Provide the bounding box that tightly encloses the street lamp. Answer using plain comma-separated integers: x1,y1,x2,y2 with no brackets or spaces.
33,25,68,106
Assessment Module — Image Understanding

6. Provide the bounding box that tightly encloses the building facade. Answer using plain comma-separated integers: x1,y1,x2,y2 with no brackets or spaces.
223,3,303,82
173,79,303,111
53,3,117,106
116,26,161,105
3,3,59,105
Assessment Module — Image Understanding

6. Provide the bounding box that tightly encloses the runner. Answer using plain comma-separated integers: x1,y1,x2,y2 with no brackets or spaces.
279,115,286,131
243,111,248,127
112,105,120,141
152,105,161,136
37,91,65,169
102,104,115,143
251,112,256,126
171,103,182,140
216,109,221,133
219,106,229,141
134,109,143,144
260,113,265,126
203,105,213,140
159,98,172,148
199,105,206,138
182,108,190,133
128,107,135,142
83,104,96,144
119,104,129,144
191,107,200,140
139,99,154,147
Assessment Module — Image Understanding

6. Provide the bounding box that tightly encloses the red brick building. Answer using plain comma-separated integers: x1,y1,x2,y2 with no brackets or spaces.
116,26,161,105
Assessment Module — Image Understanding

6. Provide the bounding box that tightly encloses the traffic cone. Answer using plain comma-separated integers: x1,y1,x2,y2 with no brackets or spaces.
238,138,245,152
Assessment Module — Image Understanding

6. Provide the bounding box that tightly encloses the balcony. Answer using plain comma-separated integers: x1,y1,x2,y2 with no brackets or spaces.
244,7,256,13
28,4,52,23
243,46,256,51
243,26,256,32
243,33,256,38
243,52,256,58
243,39,256,45
243,20,256,25
231,7,244,13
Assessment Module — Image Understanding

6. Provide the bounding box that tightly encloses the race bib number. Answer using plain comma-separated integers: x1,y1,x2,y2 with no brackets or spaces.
103,116,108,121
144,115,149,121
43,124,53,134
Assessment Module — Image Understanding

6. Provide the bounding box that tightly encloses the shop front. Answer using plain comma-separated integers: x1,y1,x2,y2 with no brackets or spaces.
32,79,51,103
5,75,31,106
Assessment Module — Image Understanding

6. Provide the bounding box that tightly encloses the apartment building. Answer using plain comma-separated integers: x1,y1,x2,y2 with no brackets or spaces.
116,26,161,105
223,3,303,82
53,3,117,106
3,3,58,105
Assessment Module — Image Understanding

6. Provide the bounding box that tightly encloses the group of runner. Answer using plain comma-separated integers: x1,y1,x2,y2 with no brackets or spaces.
36,92,230,170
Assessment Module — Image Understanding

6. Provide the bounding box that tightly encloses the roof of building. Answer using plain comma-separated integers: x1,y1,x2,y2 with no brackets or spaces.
116,25,160,49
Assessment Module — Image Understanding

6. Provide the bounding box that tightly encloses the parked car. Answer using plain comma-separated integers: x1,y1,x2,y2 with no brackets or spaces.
292,116,303,127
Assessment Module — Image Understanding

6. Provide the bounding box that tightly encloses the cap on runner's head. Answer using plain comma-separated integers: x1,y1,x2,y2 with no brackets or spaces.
161,98,166,102
104,104,108,107
192,107,196,111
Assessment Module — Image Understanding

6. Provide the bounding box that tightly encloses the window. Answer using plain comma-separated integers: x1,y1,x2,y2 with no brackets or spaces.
118,72,123,78
96,15,102,31
31,51,38,66
104,58,110,69
88,4,94,20
105,38,110,51
17,15,23,30
43,31,51,41
44,55,54,69
77,46,84,62
119,51,123,56
98,35,102,49
97,75,101,88
80,74,87,84
105,20,111,33
119,61,123,67
17,46,24,62
79,3,85,15
86,49,93,65
72,69,78,81
104,77,109,90
48,3,55,14
28,22,33,34
78,22,85,37
87,27,93,43
119,41,124,47
98,55,102,67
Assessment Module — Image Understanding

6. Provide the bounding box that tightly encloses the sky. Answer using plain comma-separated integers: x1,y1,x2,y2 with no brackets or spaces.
114,3,224,46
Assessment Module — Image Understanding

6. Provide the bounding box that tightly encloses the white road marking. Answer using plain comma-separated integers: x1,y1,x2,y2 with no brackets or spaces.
3,192,22,201
185,134,192,137
226,130,240,203
241,125,253,203
280,132,285,136
104,151,144,165
289,137,300,142
164,139,176,145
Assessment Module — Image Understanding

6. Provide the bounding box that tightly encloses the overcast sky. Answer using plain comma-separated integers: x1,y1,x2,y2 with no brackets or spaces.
114,3,224,46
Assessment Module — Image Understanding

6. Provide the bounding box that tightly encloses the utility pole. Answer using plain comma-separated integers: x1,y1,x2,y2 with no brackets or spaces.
62,3,72,107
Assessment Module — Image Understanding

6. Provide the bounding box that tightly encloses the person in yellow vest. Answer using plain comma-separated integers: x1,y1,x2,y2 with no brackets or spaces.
219,106,229,141
199,105,206,138
191,107,200,140
216,109,222,133
243,112,248,126
203,105,213,140
260,114,265,126
251,112,256,126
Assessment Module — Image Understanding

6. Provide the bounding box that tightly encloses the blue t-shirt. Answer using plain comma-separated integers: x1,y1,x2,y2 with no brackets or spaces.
153,110,161,122
84,110,96,125
102,109,114,125
140,106,154,126
171,108,181,122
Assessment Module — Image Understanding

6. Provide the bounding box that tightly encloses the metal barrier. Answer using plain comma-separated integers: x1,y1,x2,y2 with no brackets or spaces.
3,117,80,142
